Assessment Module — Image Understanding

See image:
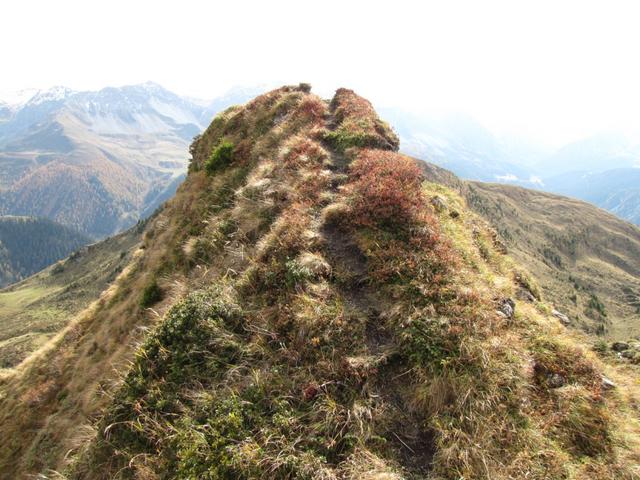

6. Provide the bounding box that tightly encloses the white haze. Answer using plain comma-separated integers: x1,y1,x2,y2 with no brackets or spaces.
2,0,640,147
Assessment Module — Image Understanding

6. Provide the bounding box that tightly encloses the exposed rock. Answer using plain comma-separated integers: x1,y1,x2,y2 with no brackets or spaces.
493,237,508,255
547,373,565,388
514,273,540,301
621,349,636,359
516,288,536,303
612,341,629,352
497,298,516,319
601,376,616,390
552,309,570,325
430,195,448,213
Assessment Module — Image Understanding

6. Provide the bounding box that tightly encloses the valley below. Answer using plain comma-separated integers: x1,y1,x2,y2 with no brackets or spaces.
0,85,639,479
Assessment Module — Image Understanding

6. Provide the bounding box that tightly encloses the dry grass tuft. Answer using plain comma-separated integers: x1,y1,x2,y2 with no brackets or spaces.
2,85,640,480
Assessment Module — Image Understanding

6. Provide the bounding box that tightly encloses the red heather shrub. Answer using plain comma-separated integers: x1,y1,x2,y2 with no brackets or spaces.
329,89,400,151
294,96,326,126
233,138,253,163
284,139,326,168
331,88,377,123
244,88,281,114
349,149,425,229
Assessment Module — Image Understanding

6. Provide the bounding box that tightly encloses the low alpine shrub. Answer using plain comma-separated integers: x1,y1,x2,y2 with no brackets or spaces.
205,140,235,174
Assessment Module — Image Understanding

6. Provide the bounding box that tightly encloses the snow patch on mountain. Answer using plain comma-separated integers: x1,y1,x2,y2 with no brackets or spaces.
26,87,76,106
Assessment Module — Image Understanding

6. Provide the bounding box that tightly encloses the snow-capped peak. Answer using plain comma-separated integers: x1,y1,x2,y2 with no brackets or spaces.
26,86,76,106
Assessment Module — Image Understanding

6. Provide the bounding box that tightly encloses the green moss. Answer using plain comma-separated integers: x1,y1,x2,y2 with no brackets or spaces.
130,288,242,388
172,391,333,480
173,396,250,479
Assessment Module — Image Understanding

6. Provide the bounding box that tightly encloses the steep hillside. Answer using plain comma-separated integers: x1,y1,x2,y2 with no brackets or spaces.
413,162,640,340
465,182,640,340
0,83,261,238
0,86,639,479
0,223,142,370
0,216,89,287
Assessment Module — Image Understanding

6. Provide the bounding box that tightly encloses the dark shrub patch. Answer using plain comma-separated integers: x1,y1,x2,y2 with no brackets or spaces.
140,278,163,308
205,140,235,174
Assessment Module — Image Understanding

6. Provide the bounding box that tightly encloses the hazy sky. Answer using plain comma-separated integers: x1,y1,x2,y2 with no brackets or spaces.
3,0,640,146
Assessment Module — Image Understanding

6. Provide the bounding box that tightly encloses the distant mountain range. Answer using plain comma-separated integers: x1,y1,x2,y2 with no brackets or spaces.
1,81,639,240
0,83,264,238
385,110,640,225
543,168,640,224
380,108,548,184
3,85,638,479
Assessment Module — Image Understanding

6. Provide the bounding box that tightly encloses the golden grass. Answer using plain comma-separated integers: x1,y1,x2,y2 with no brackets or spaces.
464,181,640,340
2,85,640,480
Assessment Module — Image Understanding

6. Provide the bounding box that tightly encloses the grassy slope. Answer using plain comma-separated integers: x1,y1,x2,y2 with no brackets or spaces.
0,87,638,479
464,182,640,340
415,160,640,340
0,225,143,370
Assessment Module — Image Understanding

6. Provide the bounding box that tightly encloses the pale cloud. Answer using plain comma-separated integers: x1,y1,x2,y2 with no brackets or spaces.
3,0,640,146
495,174,519,182
529,176,544,186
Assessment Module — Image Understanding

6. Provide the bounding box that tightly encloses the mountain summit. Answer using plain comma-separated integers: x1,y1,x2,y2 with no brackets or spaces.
0,85,638,479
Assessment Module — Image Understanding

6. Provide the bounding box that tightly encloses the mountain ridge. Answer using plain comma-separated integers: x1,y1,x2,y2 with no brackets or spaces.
0,85,638,479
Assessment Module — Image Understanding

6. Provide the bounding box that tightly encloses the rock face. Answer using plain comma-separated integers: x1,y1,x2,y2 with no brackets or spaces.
601,376,616,390
430,195,448,212
621,350,636,359
552,309,570,325
612,341,630,352
547,373,565,388
516,287,536,303
497,298,516,319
